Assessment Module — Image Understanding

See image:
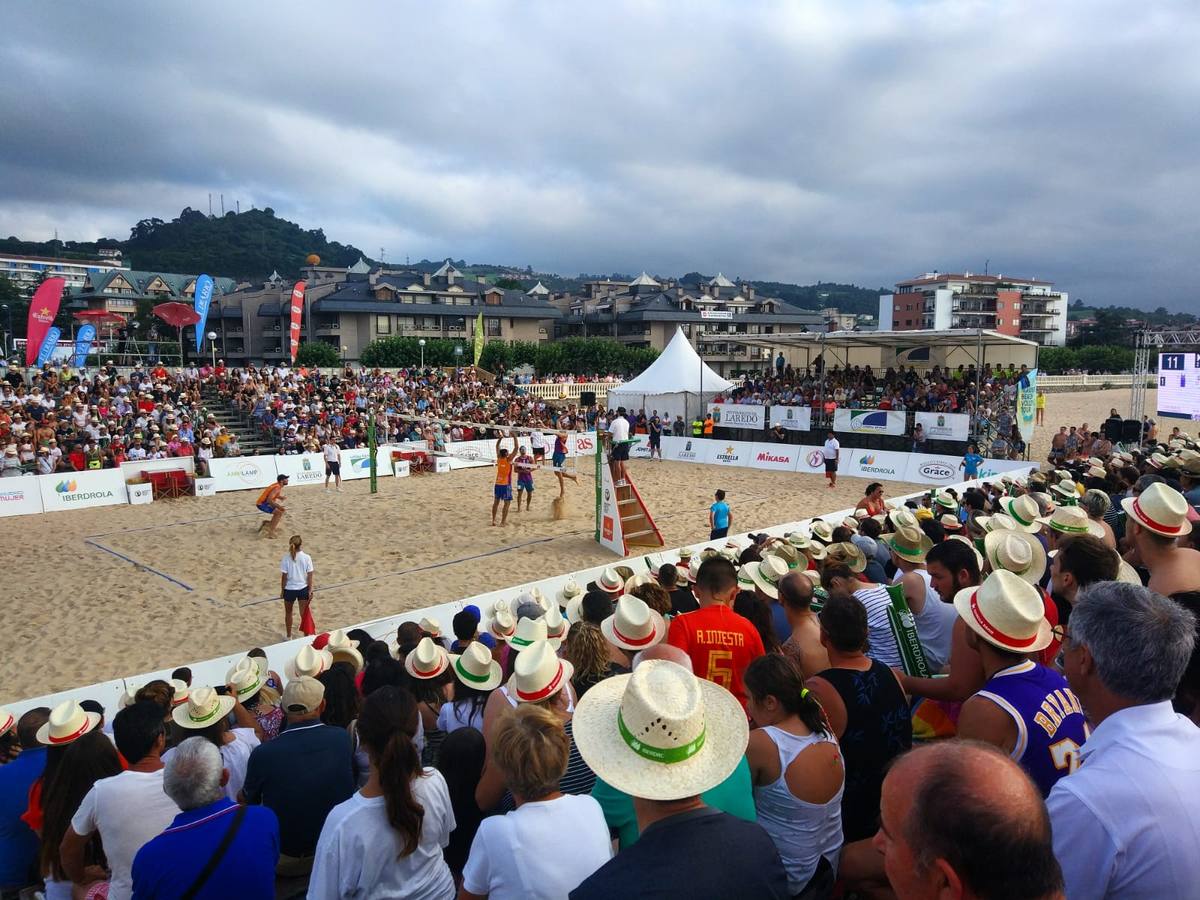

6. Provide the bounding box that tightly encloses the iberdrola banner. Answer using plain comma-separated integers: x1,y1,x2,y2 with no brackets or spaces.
1017,368,1038,444
74,324,96,369
289,280,306,364
25,277,65,366
192,274,214,352
473,312,484,366
36,327,62,367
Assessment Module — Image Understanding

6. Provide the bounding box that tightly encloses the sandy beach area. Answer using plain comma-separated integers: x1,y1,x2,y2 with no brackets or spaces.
0,387,1149,703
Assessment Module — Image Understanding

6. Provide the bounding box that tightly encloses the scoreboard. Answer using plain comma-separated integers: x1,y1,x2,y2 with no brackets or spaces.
1158,353,1200,421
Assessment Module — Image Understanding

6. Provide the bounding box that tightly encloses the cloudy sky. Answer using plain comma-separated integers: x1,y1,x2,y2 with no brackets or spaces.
2,1,1196,307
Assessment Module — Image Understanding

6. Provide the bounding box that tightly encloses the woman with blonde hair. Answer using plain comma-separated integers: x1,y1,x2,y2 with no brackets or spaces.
461,705,610,900
280,533,315,638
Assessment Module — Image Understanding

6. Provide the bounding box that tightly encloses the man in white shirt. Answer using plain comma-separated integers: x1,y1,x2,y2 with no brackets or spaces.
607,407,631,486
821,430,840,488
322,438,342,492
62,701,181,900
1047,581,1200,899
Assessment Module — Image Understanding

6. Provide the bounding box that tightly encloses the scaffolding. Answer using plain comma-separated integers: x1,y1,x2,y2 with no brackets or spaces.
1130,330,1200,424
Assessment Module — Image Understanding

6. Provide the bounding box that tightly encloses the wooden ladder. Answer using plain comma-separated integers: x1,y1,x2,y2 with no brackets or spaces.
615,478,665,549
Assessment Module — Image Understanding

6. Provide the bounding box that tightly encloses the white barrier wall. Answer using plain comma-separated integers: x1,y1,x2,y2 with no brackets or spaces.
39,468,129,512
205,456,279,492
0,475,45,517
3,477,1006,715
273,452,328,487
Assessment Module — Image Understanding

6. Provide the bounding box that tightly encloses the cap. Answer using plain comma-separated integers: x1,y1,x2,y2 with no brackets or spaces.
282,676,324,713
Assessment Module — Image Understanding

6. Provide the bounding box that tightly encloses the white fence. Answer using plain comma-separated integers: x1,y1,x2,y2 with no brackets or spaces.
1,472,1030,715
1038,374,1151,390
518,382,619,402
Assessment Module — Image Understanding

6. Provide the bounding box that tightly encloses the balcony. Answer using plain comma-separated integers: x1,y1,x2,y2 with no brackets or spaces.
953,300,997,313
315,323,340,334
261,325,283,336
223,325,244,335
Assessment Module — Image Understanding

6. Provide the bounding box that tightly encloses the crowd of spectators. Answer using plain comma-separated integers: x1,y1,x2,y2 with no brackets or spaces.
3,424,1199,899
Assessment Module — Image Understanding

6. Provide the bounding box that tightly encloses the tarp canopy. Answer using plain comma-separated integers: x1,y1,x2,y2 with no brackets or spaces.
607,327,733,422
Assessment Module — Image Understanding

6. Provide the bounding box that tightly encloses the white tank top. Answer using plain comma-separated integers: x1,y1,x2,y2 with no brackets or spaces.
753,725,845,894
894,568,956,671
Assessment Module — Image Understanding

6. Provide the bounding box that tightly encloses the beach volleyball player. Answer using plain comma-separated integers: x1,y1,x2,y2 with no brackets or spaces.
552,428,577,498
492,434,514,527
256,474,288,537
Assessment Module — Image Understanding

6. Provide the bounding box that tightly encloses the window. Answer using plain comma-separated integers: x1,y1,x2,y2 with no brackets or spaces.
1014,319,1020,327
375,315,391,335
487,318,501,337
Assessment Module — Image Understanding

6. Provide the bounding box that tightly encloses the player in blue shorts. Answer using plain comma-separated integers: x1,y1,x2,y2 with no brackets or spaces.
552,429,577,499
514,444,536,512
492,435,514,526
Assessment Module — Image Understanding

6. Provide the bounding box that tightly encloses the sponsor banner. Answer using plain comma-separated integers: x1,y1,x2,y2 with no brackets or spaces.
661,435,703,463
749,442,802,472
704,440,754,467
797,446,829,474
913,411,970,442
74,324,96,369
902,454,962,486
446,439,498,466
570,432,598,457
976,459,1037,481
833,409,907,436
340,446,389,481
204,456,279,492
394,460,410,478
1017,368,1038,444
288,280,306,364
39,468,129,512
193,274,214,353
627,434,652,459
273,452,328,487
119,456,197,483
36,327,62,368
0,475,45,517
708,403,766,430
839,450,910,481
25,277,65,367
768,405,813,432
598,459,625,555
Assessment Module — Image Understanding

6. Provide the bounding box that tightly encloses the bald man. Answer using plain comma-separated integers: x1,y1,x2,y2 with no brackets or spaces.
590,643,757,848
872,741,1063,900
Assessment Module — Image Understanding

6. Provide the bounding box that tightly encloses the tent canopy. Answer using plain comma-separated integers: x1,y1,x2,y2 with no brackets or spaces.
607,327,733,421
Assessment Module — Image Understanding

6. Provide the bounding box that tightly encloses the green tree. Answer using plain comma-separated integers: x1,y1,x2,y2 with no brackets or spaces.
1076,345,1134,373
493,277,523,290
295,341,343,367
1037,347,1078,374
1081,309,1129,347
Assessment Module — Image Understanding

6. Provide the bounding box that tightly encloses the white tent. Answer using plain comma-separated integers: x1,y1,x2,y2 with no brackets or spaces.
607,327,734,423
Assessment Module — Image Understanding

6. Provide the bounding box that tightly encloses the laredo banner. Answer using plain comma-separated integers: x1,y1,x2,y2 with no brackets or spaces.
73,324,96,369
288,280,306,363
36,327,62,368
1017,368,1038,444
193,274,214,352
707,403,766,430
273,452,327,488
25,277,65,366
768,405,812,432
833,408,907,436
913,411,969,442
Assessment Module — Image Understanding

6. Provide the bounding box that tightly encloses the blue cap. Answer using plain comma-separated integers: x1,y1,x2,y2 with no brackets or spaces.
463,604,481,623
478,633,496,649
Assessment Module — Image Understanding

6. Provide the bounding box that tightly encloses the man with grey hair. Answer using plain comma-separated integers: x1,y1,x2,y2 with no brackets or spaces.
1047,581,1200,898
588,642,757,848
131,737,279,899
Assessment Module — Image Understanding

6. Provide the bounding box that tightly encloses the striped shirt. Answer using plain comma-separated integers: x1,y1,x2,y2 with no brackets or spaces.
853,585,903,669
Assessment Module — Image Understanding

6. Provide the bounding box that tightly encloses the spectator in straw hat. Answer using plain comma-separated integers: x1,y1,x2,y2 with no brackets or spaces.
778,571,830,678
874,742,1063,900
588,645,756,850
166,681,261,801
61,701,180,900
953,571,1087,797
1038,505,1104,552
1048,582,1200,897
884,525,957,672
441,642,503,734
463,705,611,899
602,595,667,654
241,677,354,877
570,658,788,900
325,629,363,672
747,555,791,645
131,737,279,900
659,562,699,617
1121,481,1200,597
1079,488,1117,549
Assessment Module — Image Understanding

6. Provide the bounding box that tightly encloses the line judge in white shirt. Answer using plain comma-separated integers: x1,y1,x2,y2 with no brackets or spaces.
1047,581,1200,899
607,407,632,486
821,430,840,488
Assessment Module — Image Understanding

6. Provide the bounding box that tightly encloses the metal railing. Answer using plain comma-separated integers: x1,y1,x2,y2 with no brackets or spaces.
1038,374,1153,389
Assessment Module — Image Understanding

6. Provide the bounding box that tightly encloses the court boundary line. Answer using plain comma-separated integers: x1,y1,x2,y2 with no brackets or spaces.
84,539,195,591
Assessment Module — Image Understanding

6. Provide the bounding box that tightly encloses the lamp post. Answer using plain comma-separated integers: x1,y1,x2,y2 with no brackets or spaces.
454,344,463,368
341,344,349,365
419,338,426,369
129,320,139,366
207,331,218,368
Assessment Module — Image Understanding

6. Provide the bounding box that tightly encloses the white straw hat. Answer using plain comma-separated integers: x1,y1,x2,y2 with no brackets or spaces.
172,686,236,731
596,567,624,594
882,525,933,563
810,520,834,544
36,700,101,746
557,578,583,608
404,637,450,679
1000,495,1042,533
748,555,790,599
953,570,1051,653
1121,482,1193,538
450,641,502,691
169,678,190,707
288,644,333,680
1039,505,1104,539
824,542,867,574
564,594,585,625
601,595,667,651
976,513,1016,534
571,659,749,801
508,640,574,704
225,658,263,700
890,508,919,530
0,708,13,738
543,605,570,647
488,607,517,640
983,530,1047,585
419,617,442,638
325,629,363,672
507,616,549,651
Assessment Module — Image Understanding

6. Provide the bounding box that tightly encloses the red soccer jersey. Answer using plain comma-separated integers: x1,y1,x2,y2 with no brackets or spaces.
667,604,765,710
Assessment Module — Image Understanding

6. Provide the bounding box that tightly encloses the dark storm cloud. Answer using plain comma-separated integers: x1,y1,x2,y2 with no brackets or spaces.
1,0,1197,307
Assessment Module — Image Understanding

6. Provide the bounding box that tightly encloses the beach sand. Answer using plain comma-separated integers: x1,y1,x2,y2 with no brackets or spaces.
0,387,1149,703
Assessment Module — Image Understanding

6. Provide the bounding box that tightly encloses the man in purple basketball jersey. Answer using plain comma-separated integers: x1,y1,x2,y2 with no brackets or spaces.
953,570,1090,796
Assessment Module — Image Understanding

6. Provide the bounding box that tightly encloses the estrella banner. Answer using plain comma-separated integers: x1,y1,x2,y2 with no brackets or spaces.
1017,368,1038,444
74,324,96,369
289,281,306,363
36,327,62,367
192,274,214,352
473,312,484,366
24,277,65,366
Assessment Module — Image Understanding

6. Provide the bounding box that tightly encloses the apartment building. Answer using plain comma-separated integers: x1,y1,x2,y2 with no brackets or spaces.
2,250,128,296
878,272,1068,346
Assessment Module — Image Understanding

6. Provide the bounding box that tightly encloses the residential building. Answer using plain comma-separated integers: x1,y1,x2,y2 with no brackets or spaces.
1,251,129,296
878,272,1068,346
220,259,560,362
553,272,825,375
